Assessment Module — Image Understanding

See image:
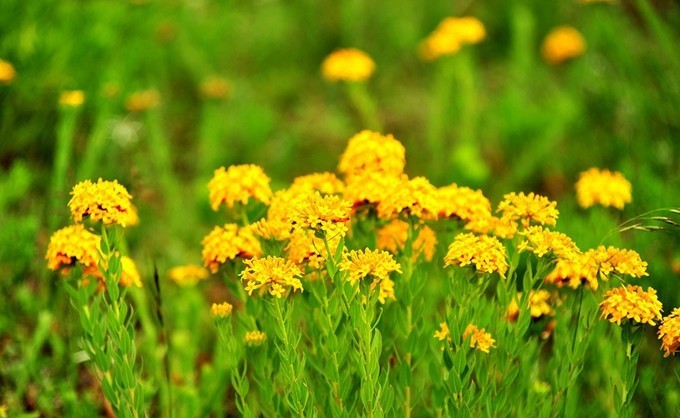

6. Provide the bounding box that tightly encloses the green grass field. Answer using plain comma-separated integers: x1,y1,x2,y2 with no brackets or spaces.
1,0,679,416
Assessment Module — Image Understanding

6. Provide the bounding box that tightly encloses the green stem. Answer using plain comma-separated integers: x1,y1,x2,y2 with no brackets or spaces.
49,108,80,230
561,286,584,417
345,82,382,132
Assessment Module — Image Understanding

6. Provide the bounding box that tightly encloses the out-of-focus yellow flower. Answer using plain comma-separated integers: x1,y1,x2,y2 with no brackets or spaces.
541,26,586,65
339,248,402,304
434,322,451,343
517,226,581,260
575,168,632,209
290,191,351,238
240,256,303,298
438,184,492,222
0,59,15,84
339,130,406,179
168,264,209,286
377,176,439,221
201,224,262,273
497,192,559,230
321,48,376,82
343,172,403,214
464,214,518,239
59,90,85,107
46,224,101,275
68,179,137,227
251,217,292,242
119,256,142,287
463,324,495,353
659,308,680,357
208,164,272,211
290,172,345,195
245,330,267,346
600,285,662,326
210,302,233,318
419,17,486,61
545,253,599,290
376,219,437,262
200,76,231,99
507,290,556,323
444,233,508,277
286,229,327,271
125,89,160,112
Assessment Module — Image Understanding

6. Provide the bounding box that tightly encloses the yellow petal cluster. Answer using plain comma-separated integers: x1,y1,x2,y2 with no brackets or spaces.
541,26,586,65
208,164,273,210
658,308,680,357
600,285,663,326
444,233,508,277
545,254,599,290
437,184,492,222
434,322,451,343
210,302,234,318
575,168,632,210
290,172,345,195
45,224,101,274
419,17,486,61
339,249,402,304
321,48,375,82
507,290,556,323
59,90,85,107
201,224,262,273
68,178,138,227
376,220,437,262
463,324,496,353
497,192,559,230
0,59,15,84
343,172,403,213
290,192,351,238
338,130,406,179
125,89,160,112
517,226,581,260
377,176,439,220
286,229,327,271
244,330,267,346
589,246,648,280
119,256,142,287
240,256,303,298
168,264,210,286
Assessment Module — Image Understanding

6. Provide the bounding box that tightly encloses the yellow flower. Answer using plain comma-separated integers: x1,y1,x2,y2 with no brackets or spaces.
497,192,559,230
290,172,345,195
541,26,586,65
68,179,137,227
437,183,492,222
339,249,402,303
46,224,101,275
125,89,160,112
444,233,508,277
575,168,632,209
463,324,496,353
545,254,599,290
59,90,85,107
208,164,272,210
240,256,303,298
434,322,451,342
589,246,648,280
600,285,663,326
250,217,292,242
658,308,680,357
290,192,351,238
201,224,262,273
199,76,231,99
419,17,486,61
343,172,403,213
286,229,327,271
507,290,556,323
245,330,267,346
321,48,375,82
517,226,581,260
168,264,210,286
376,220,437,262
464,214,518,239
0,59,15,84
338,130,406,179
119,256,142,287
376,176,439,220
210,302,233,318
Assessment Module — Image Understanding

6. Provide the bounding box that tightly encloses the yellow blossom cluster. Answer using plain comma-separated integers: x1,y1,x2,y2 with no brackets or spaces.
290,192,351,238
339,249,402,303
376,176,439,220
68,178,139,227
343,172,403,213
497,192,559,230
321,48,376,82
658,308,680,357
507,290,556,323
437,184,492,222
517,226,581,260
444,233,508,277
575,168,632,209
244,330,267,346
600,285,663,326
240,256,303,298
339,130,406,179
434,322,451,344
46,224,101,275
201,224,262,273
210,302,233,318
0,59,15,84
463,324,496,353
541,26,586,65
59,90,85,107
419,17,486,61
208,164,273,210
290,172,345,195
590,246,648,279
168,264,210,287
376,220,437,262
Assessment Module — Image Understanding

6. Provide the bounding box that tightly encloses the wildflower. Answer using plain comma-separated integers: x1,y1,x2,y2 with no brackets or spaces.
376,176,439,220
463,324,496,353
507,290,555,323
497,192,559,230
658,308,680,357
517,226,581,260
68,179,137,227
541,26,586,65
465,214,518,239
168,264,210,286
0,59,15,84
437,183,492,222
444,233,508,277
118,256,142,287
321,48,375,82
376,220,437,262
343,172,403,213
200,76,231,99
46,224,101,275
600,285,663,326
210,302,233,318
575,168,632,210
201,224,262,273
290,192,351,238
125,89,160,112
251,217,292,242
434,322,451,343
589,246,648,280
339,249,402,303
59,90,85,107
240,256,303,298
208,164,272,210
545,254,599,290
338,130,406,179
245,330,267,346
286,229,327,271
419,17,486,61
290,172,345,195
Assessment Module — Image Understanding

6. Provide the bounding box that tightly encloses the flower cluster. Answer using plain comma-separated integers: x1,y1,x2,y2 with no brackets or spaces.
240,256,303,298
338,130,406,179
437,184,492,222
0,59,15,84
419,17,486,61
497,192,559,230
68,179,138,227
321,48,375,82
575,168,632,209
518,226,581,260
339,249,402,303
46,224,101,275
244,330,267,346
541,26,586,65
202,224,262,273
658,308,680,357
507,290,556,323
463,324,496,353
599,285,663,326
168,264,210,287
208,164,273,210
444,233,508,277
290,192,351,238
125,89,160,112
210,302,234,318
377,220,437,262
59,90,85,107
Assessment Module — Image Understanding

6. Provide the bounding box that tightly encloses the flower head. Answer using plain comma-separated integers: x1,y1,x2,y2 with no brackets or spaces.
68,179,138,227
201,224,262,273
419,17,486,61
240,256,303,298
125,89,160,112
589,246,648,280
517,226,581,260
46,224,101,275
600,285,663,326
497,192,559,230
444,233,508,277
0,59,15,84
545,254,599,290
507,290,556,323
245,330,267,346
659,308,680,357
59,90,85,107
119,256,142,287
576,168,632,210
463,324,496,353
290,192,351,238
339,130,406,179
168,264,209,286
210,302,233,318
286,229,328,271
376,220,437,262
437,184,492,222
339,249,402,303
541,26,586,65
434,322,451,343
208,164,272,210
321,48,376,82
290,172,345,195
376,176,439,220
343,172,403,213
200,76,231,100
